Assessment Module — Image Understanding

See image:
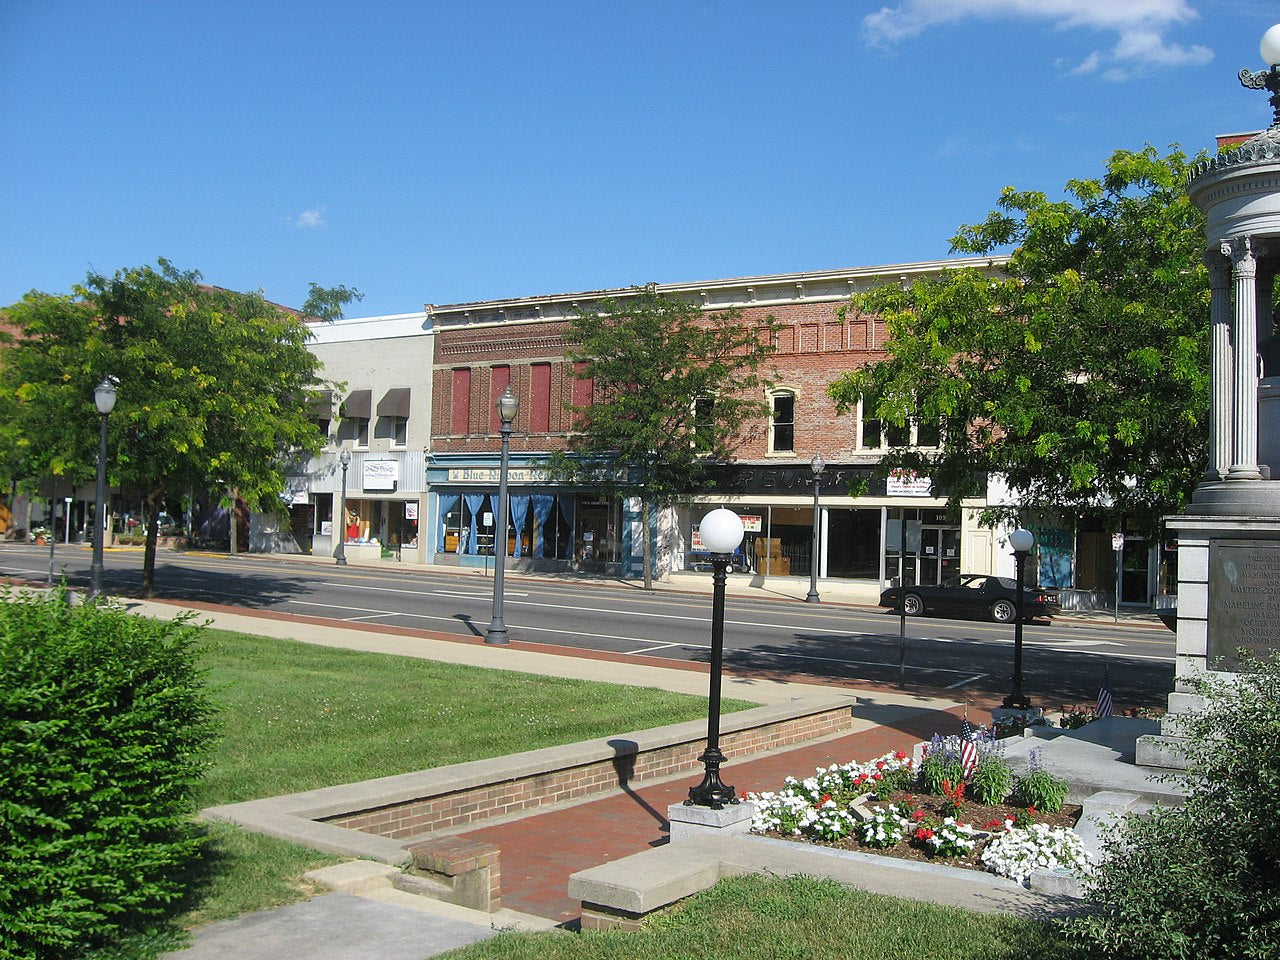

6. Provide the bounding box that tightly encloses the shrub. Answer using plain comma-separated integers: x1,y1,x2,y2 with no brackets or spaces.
1063,652,1280,959
1011,749,1069,812
968,754,1015,805
0,589,216,959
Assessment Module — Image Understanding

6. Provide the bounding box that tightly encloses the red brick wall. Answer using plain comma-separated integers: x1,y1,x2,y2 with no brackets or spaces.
431,301,888,461
323,705,852,840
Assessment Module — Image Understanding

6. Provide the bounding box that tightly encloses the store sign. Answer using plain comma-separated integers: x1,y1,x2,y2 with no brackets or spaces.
886,468,932,497
363,461,400,490
404,502,418,521
447,467,551,483
740,515,763,533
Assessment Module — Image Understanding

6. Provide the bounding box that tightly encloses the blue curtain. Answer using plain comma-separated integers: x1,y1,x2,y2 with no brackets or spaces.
464,493,486,554
509,495,530,557
531,495,555,558
437,493,459,553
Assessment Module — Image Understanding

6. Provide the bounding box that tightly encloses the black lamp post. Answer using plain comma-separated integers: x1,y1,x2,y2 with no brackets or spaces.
1240,25,1280,128
1002,527,1035,710
485,386,519,645
335,446,351,566
687,507,745,808
88,377,117,600
805,454,824,603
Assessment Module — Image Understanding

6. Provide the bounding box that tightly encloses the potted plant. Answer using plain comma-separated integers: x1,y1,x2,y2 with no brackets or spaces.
31,526,50,545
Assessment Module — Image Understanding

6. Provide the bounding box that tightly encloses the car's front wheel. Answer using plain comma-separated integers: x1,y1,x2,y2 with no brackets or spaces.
991,599,1016,623
902,593,924,616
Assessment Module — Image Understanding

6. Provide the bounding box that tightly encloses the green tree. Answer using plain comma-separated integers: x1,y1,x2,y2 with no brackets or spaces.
1064,653,1280,959
301,282,364,322
549,290,780,588
0,260,330,595
828,145,1209,535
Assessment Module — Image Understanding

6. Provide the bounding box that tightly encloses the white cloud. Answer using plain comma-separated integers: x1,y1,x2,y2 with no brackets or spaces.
295,207,326,229
862,0,1212,77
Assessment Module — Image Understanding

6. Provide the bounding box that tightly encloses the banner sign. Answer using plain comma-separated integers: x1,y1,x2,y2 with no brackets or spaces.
362,460,400,490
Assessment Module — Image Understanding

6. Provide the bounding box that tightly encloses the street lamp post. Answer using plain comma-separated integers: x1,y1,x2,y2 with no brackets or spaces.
1002,528,1035,710
486,386,519,645
687,507,745,808
805,454,824,603
1240,24,1280,127
88,377,117,600
335,447,351,566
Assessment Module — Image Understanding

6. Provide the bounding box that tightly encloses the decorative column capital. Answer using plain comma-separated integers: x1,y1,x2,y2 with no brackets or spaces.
1204,249,1232,288
1222,236,1260,276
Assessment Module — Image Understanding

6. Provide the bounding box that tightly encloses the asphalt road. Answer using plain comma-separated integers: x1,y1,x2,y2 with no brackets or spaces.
0,544,1175,709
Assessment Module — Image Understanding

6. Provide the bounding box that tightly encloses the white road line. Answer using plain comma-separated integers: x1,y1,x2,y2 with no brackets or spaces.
622,641,685,655
946,674,988,689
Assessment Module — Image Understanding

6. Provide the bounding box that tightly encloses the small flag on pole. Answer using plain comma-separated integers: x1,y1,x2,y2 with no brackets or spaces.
1096,667,1114,719
960,708,978,777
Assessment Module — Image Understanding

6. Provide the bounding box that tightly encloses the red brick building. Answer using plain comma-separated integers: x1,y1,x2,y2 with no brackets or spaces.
423,257,1010,586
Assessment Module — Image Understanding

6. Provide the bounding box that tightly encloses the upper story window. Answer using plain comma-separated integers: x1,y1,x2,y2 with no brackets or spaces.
451,368,472,436
340,389,372,449
860,393,940,450
769,390,795,454
693,396,715,452
308,390,334,445
490,366,512,433
377,388,411,449
530,363,552,434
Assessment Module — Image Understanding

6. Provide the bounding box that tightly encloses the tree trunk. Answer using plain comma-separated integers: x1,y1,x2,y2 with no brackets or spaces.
640,495,653,590
142,493,159,598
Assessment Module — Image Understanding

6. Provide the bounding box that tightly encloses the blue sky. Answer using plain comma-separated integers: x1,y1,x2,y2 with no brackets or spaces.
0,1,1274,317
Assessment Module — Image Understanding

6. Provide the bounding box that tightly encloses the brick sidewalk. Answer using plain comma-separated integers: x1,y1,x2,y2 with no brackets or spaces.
459,702,971,924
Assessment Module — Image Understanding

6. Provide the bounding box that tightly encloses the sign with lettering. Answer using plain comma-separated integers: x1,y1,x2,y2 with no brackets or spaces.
886,468,932,497
1208,540,1280,672
362,460,400,490
447,467,551,483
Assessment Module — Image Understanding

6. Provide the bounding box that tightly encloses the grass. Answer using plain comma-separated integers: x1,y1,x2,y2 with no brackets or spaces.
438,874,1076,960
184,627,757,923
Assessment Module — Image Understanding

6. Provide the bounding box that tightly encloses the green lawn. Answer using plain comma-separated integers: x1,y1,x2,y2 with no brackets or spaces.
186,628,756,923
439,874,1076,960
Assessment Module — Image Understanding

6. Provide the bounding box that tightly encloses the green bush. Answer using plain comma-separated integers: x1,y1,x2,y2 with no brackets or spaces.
1064,652,1280,959
967,754,1014,806
1010,769,1069,813
918,755,964,796
0,589,216,959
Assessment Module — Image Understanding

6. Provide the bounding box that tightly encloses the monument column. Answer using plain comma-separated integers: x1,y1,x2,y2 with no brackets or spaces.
1225,236,1264,481
1205,251,1233,482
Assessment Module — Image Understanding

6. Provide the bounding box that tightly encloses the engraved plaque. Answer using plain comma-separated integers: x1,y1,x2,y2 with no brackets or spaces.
1208,540,1280,672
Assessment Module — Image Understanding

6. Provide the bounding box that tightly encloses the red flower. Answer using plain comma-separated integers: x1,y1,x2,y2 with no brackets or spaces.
1028,806,1037,814
915,826,934,841
894,750,909,761
983,818,1004,830
875,760,886,770
912,808,927,822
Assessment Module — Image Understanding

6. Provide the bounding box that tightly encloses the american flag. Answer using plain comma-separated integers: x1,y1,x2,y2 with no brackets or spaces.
960,711,978,777
1096,667,1114,718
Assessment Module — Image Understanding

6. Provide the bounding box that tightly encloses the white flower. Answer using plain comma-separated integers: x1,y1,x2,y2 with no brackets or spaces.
981,823,1094,885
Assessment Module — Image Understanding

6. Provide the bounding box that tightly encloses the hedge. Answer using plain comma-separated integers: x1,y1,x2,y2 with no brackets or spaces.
0,589,216,959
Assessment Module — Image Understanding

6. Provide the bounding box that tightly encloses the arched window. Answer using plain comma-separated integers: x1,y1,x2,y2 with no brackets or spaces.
769,389,796,454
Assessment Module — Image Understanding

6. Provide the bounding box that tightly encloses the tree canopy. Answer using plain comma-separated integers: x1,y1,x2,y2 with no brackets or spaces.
828,145,1210,535
549,290,780,587
0,260,330,594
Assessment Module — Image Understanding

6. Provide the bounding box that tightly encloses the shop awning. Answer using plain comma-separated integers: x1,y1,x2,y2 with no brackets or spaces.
376,387,411,418
340,389,372,419
307,390,333,417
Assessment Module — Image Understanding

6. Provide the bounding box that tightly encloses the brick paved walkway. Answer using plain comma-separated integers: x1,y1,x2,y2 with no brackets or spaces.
460,702,974,924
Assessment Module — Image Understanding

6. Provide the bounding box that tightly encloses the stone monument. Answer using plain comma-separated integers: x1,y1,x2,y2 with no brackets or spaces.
1136,25,1280,768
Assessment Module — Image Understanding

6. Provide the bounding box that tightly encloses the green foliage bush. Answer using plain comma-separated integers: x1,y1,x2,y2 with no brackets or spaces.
1010,769,1069,813
0,589,216,959
967,755,1014,806
1064,652,1280,959
918,755,964,796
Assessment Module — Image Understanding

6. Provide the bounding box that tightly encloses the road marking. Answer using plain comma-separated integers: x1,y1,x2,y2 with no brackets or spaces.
622,641,684,655
946,674,988,689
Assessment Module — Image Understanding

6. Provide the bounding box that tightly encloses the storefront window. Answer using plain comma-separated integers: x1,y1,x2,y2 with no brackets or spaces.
439,492,596,562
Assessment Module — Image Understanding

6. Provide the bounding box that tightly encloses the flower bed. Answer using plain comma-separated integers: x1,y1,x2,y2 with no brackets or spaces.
747,737,1093,886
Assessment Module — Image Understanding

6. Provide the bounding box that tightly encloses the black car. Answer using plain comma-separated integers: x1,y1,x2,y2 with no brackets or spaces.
878,574,1061,623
